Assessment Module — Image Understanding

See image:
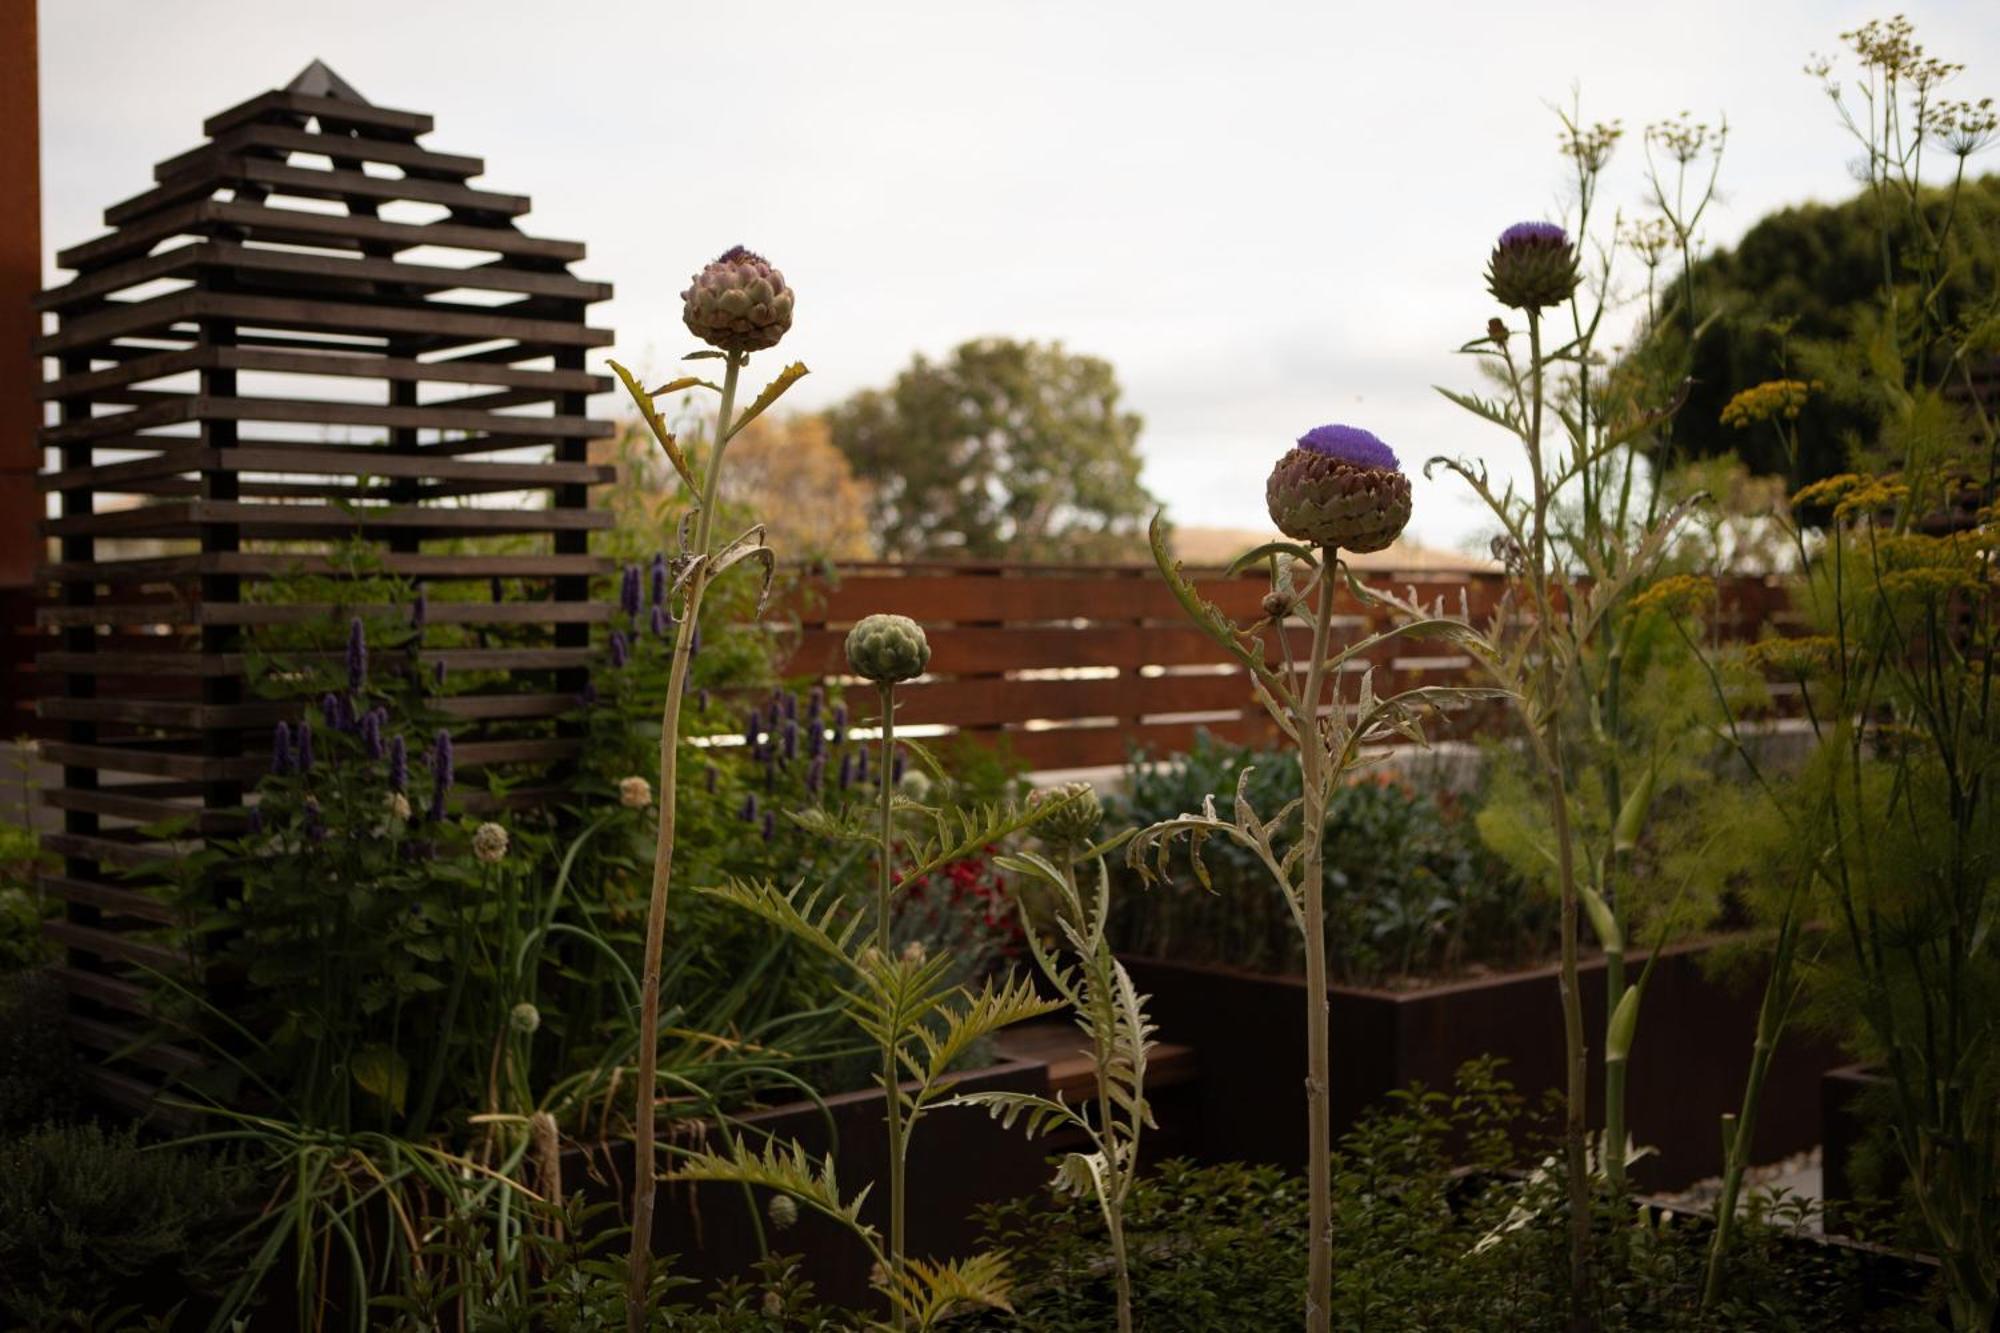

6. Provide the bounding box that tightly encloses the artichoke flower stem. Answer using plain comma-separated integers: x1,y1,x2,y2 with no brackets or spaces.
627,351,745,1333
1525,309,1595,1331
1297,545,1339,1333
1065,848,1136,1333
877,681,908,1327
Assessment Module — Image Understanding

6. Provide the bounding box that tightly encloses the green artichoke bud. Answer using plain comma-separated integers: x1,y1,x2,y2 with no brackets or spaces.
1032,781,1103,850
1485,222,1579,312
681,245,795,353
766,1193,798,1230
845,613,931,684
1266,425,1412,553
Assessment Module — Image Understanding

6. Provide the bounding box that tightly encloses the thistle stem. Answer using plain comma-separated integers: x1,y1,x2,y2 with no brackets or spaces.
626,351,743,1332
878,682,907,1325
1299,546,1339,1333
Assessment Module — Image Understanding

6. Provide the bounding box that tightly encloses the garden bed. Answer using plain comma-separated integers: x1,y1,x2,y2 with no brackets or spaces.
1125,934,1847,1191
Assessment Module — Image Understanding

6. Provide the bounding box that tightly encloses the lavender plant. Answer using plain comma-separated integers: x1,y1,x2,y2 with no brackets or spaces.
1127,425,1499,1333
675,614,1073,1329
609,245,808,1327
959,783,1155,1333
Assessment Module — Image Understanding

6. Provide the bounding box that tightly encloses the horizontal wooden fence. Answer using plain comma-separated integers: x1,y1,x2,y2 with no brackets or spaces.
775,561,1798,772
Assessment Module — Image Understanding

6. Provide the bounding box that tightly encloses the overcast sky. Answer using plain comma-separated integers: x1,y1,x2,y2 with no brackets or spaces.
36,1,2000,553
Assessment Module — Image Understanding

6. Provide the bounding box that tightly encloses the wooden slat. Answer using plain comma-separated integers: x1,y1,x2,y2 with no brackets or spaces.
39,644,599,678
41,784,221,831
43,918,189,973
40,239,608,313
204,88,434,138
804,573,1270,624
38,551,614,583
887,671,1260,729
38,599,611,629
106,156,531,228
43,499,612,539
50,966,157,1018
791,623,1317,676
39,446,613,496
38,288,609,356
156,122,484,184
980,716,1280,771
58,198,585,272
40,874,179,924
39,344,605,401
41,395,608,448
66,1015,207,1077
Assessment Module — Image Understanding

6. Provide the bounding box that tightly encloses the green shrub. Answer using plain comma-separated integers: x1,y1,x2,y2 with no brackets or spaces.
0,1122,250,1329
0,971,81,1134
1108,732,1551,983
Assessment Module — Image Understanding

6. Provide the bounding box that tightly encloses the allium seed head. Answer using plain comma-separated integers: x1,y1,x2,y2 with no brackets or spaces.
472,822,509,864
619,776,653,809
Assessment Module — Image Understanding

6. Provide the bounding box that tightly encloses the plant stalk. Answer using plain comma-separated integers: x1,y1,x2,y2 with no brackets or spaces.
1299,547,1339,1333
625,352,743,1332
877,681,907,1323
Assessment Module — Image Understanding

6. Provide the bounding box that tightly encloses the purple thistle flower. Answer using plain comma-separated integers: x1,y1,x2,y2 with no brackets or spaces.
620,565,642,619
297,722,315,775
839,753,854,790
650,553,667,607
1499,220,1568,247
346,617,367,692
610,630,630,669
431,730,454,822
389,734,408,792
1297,424,1400,472
272,721,293,776
651,604,669,638
411,588,428,632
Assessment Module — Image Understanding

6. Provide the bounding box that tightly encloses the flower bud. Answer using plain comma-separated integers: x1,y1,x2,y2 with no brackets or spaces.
901,939,928,964
509,1001,541,1035
386,791,412,822
766,1193,798,1231
1485,221,1579,312
1032,781,1104,850
1266,425,1412,553
681,246,795,353
844,614,931,684
619,776,653,810
472,822,509,864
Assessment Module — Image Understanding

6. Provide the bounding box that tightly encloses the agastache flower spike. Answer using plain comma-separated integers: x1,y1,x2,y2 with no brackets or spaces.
271,721,293,776
430,730,454,822
739,793,759,824
651,604,669,638
650,553,667,608
411,587,427,632
1267,424,1412,553
303,796,326,842
620,565,642,620
806,754,824,795
1485,220,1580,312
610,630,630,669
296,721,315,774
346,617,367,692
389,734,408,793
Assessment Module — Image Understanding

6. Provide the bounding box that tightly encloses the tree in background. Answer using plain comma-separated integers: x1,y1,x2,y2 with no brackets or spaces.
1655,174,1999,487
599,412,875,561
827,338,1157,561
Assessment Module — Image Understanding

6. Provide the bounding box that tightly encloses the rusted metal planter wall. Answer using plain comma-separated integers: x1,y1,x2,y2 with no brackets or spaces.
1126,937,1846,1192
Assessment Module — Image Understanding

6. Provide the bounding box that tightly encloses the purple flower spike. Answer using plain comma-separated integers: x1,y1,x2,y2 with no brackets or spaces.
389,734,408,793
740,793,759,824
832,704,848,745
433,660,447,690
839,753,854,790
782,719,798,762
362,710,385,761
704,764,718,793
620,565,642,619
1297,425,1400,472
346,617,367,692
411,588,428,632
806,754,824,795
856,746,869,784
304,796,326,843
743,712,760,748
271,721,292,775
650,553,667,607
1499,220,1568,247
697,689,710,711
321,692,342,729
892,748,905,784
431,729,454,821
761,811,775,842
297,721,315,774
610,630,630,669
808,687,824,721
651,604,668,638
689,624,702,656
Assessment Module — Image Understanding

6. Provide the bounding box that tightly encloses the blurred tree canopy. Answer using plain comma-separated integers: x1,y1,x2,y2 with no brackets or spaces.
1659,173,1999,487
826,338,1157,561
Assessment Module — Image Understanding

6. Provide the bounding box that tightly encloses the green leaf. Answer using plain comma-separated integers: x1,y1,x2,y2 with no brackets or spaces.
351,1046,410,1113
609,358,699,493
725,361,810,441
878,1250,1015,1329
647,375,722,396
673,1137,876,1243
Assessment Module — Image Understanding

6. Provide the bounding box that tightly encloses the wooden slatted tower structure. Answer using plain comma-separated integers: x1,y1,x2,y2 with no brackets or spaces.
34,63,613,1106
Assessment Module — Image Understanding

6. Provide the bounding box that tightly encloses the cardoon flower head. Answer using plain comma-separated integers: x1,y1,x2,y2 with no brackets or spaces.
1032,780,1105,851
272,721,293,775
650,553,667,607
610,630,630,669
844,614,931,684
620,564,642,619
681,246,795,353
509,1001,540,1035
389,734,408,792
1267,423,1413,553
346,617,367,691
1486,220,1579,311
296,721,315,774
